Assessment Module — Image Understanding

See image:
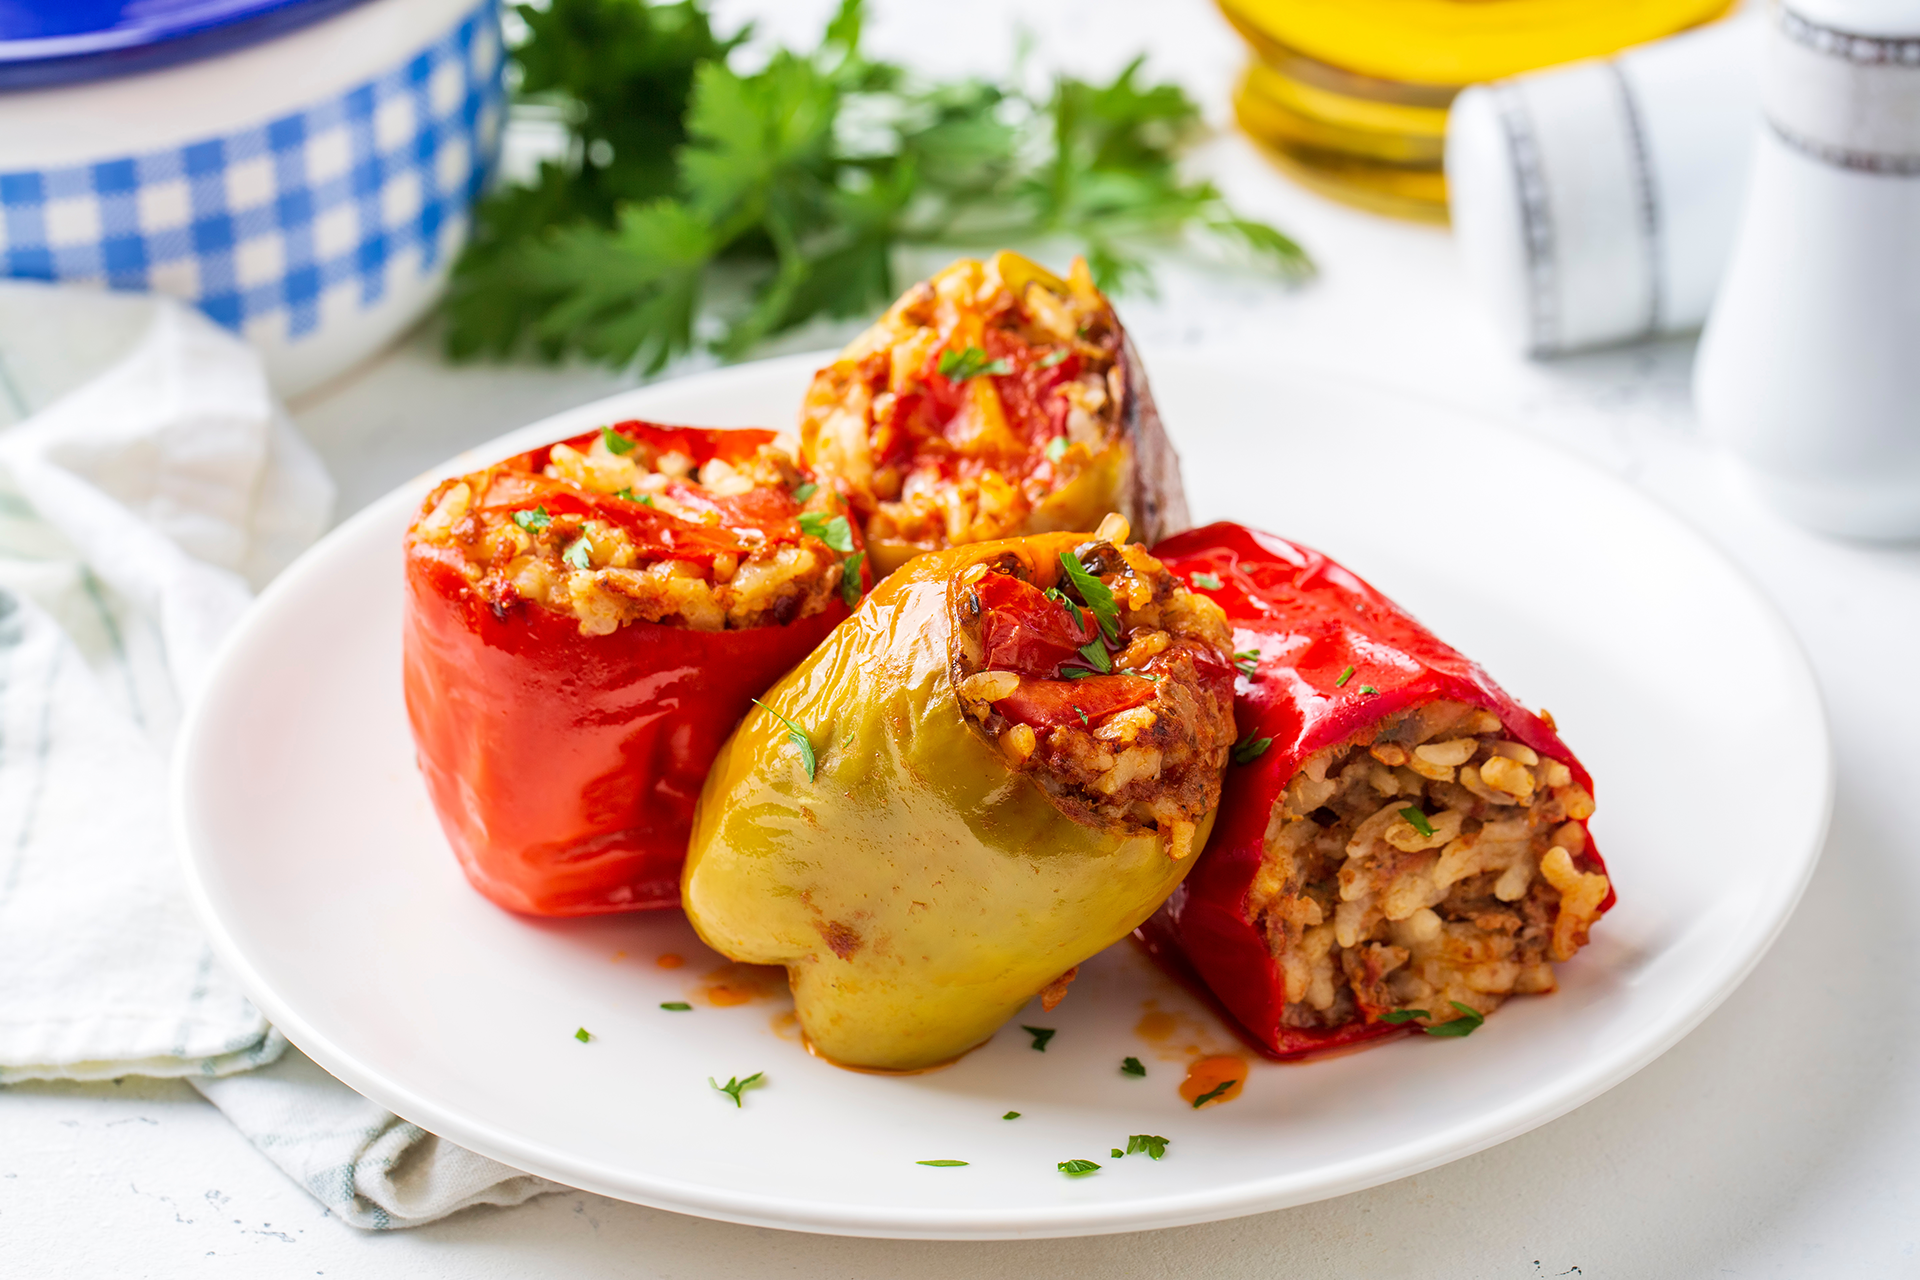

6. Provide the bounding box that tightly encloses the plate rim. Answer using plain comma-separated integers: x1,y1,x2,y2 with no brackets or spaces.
174,350,1833,1239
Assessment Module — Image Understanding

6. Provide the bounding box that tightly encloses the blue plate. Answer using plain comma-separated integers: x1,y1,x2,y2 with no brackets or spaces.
0,0,374,89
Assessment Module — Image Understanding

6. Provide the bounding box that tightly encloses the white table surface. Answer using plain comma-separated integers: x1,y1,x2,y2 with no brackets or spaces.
9,1,1920,1275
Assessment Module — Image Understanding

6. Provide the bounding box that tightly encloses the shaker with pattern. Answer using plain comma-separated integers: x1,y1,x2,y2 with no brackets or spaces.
1694,0,1920,539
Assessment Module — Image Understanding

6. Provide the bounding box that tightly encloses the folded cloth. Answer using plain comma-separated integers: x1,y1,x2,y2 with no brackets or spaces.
0,281,561,1227
1447,15,1761,356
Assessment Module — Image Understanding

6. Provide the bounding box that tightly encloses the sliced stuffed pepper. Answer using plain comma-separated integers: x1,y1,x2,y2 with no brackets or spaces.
799,251,1189,577
404,420,867,917
1138,522,1614,1057
683,516,1238,1072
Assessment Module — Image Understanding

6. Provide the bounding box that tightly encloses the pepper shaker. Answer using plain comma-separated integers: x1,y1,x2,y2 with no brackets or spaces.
1694,0,1920,539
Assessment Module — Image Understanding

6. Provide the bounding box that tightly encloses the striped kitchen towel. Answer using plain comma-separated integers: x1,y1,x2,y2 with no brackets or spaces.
0,281,558,1227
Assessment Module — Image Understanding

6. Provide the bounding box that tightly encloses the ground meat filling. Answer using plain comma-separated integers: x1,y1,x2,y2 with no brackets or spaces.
410,426,852,636
801,253,1124,553
949,518,1238,860
1249,700,1610,1031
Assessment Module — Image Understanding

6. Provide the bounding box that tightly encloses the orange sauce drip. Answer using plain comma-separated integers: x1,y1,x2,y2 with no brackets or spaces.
698,962,787,1007
1180,1055,1248,1108
655,953,685,969
1135,1010,1179,1041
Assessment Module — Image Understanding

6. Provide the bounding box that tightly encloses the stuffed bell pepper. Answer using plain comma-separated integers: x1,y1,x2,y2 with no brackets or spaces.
683,516,1238,1071
798,251,1190,578
404,420,868,916
1138,522,1614,1057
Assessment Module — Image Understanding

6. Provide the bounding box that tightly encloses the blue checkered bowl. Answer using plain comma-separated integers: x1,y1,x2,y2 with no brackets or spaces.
0,0,502,396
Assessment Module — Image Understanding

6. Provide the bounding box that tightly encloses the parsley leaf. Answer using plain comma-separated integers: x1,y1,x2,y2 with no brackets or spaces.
1003,1111,1021,1120
1074,705,1089,726
798,511,855,553
1058,1159,1101,1177
1111,1148,1125,1158
660,1001,693,1011
1044,585,1085,632
443,0,1310,371
514,506,552,533
751,698,817,780
1036,348,1072,370
1121,1056,1146,1077
574,1027,592,1042
564,537,594,570
1359,684,1378,695
1062,668,1101,680
1190,571,1222,590
600,426,638,455
1424,1002,1486,1037
1398,807,1436,838
1076,639,1112,674
917,1159,969,1166
1045,436,1070,462
1233,648,1260,678
709,1071,765,1107
1023,1025,1056,1052
1191,1079,1236,1108
1125,1134,1169,1159
938,346,1011,382
840,550,865,608
1057,551,1120,642
1380,1009,1428,1024
1232,731,1271,765
791,481,819,503
1335,665,1355,688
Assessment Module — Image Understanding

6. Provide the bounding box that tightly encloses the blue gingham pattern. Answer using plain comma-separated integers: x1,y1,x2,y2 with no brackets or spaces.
0,1,503,343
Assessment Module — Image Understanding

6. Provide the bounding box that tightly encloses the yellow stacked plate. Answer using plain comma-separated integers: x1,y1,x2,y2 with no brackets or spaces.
1220,0,1736,220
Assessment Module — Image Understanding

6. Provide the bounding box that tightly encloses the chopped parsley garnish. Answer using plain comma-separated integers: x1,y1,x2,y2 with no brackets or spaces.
1058,1159,1101,1177
1044,586,1086,631
1335,665,1355,688
563,537,593,570
1023,1025,1056,1052
791,481,818,503
1111,1148,1125,1158
751,699,817,780
1045,436,1070,462
1424,1002,1486,1037
1232,648,1260,678
1074,706,1089,726
1190,572,1223,590
1398,807,1436,838
1359,685,1378,695
614,487,657,506
660,1002,693,1011
839,550,866,608
1126,1134,1170,1159
1062,667,1100,680
1121,1057,1146,1077
1231,731,1272,765
1380,1009,1427,1024
599,426,637,455
938,346,1012,382
574,1027,592,1043
798,511,855,553
1191,1079,1236,1108
1057,551,1120,642
1076,639,1112,674
1003,1111,1021,1120
1036,348,1072,370
513,506,551,533
916,1159,969,1167
709,1072,764,1107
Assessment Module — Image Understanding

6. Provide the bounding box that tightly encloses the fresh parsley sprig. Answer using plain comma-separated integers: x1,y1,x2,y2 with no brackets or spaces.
1058,1159,1101,1177
1023,1025,1057,1052
1398,807,1436,838
446,0,1309,372
710,1071,765,1107
514,505,552,533
1125,1134,1169,1159
751,698,818,780
1381,1002,1486,1037
1121,1056,1146,1077
1057,551,1120,642
1231,731,1271,765
938,346,1011,382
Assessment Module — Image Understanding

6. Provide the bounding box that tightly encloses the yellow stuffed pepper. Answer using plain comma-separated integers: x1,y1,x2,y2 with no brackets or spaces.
682,518,1238,1071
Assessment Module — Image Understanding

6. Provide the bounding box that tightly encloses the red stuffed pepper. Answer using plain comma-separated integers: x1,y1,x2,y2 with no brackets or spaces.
1138,522,1614,1057
404,420,867,916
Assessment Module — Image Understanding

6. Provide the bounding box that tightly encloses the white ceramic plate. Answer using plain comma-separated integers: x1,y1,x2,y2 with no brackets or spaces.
175,353,1829,1240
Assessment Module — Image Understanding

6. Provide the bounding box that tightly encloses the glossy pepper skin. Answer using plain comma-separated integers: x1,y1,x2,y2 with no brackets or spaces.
683,532,1217,1072
403,423,861,917
1136,522,1615,1060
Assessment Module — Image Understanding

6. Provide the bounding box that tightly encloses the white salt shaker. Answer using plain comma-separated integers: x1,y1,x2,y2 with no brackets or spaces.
1694,0,1920,539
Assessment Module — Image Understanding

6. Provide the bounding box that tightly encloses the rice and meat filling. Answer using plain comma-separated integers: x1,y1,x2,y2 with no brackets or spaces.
1253,699,1611,1032
949,518,1238,860
802,253,1126,554
411,426,852,636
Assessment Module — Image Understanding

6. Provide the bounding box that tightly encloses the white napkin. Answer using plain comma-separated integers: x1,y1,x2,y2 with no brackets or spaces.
0,282,559,1227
